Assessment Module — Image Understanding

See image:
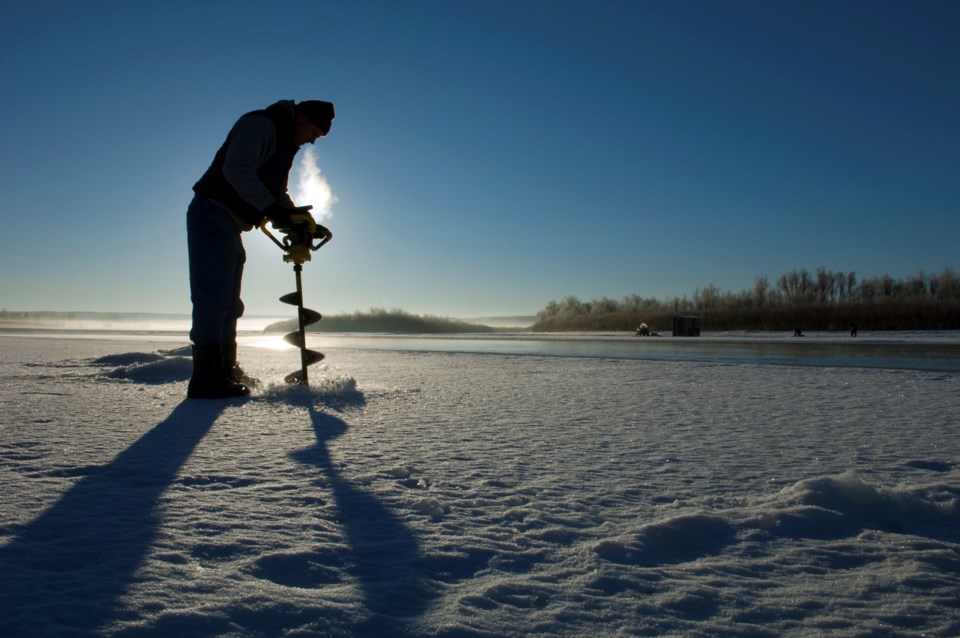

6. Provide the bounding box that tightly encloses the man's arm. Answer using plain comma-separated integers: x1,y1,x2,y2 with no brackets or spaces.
221,114,294,211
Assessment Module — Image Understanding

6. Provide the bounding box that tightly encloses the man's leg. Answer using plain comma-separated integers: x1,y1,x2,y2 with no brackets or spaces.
221,240,261,386
186,197,249,398
188,197,242,347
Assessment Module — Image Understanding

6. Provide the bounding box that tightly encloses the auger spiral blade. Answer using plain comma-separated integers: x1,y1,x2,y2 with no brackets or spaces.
280,341,325,384
281,327,324,350
279,291,302,306
279,264,324,384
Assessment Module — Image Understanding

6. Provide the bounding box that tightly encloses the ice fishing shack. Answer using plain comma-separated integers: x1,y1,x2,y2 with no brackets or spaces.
672,316,701,337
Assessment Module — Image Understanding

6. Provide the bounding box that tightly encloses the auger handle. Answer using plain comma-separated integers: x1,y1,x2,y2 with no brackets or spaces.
259,205,313,250
312,225,333,251
260,218,332,264
260,223,287,251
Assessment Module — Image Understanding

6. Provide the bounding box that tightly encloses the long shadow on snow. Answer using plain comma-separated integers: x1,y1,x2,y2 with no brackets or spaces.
291,397,433,636
0,399,228,636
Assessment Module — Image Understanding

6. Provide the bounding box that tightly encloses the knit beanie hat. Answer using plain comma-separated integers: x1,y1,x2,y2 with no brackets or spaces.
297,100,336,133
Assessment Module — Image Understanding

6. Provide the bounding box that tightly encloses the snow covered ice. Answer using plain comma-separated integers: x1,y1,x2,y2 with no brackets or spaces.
1,333,959,636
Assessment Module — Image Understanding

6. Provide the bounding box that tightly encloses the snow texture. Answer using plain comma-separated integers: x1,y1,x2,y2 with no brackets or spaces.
1,333,958,637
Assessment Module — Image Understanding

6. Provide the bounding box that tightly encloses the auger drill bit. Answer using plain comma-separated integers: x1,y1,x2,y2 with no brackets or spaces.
260,206,332,385
279,267,324,384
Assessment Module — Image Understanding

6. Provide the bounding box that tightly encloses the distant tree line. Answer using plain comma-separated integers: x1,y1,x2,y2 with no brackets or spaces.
532,268,960,332
265,307,497,334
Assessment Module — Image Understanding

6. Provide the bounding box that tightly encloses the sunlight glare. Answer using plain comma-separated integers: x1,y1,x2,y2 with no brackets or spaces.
247,335,295,351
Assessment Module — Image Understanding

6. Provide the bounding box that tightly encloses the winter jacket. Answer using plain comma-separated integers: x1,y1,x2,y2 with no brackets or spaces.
193,100,298,230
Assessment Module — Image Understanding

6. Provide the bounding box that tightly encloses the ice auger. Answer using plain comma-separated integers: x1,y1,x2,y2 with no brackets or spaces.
261,206,332,384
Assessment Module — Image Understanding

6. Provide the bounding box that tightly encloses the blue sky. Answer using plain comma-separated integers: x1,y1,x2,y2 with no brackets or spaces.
1,1,957,319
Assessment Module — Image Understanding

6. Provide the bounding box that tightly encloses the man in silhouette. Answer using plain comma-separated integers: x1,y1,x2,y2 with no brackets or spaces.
186,99,335,398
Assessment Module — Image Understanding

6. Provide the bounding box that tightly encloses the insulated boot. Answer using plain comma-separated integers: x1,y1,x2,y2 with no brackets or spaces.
223,341,261,388
187,345,250,399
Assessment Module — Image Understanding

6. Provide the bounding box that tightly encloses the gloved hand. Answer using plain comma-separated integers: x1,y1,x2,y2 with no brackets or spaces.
264,203,315,231
263,202,293,229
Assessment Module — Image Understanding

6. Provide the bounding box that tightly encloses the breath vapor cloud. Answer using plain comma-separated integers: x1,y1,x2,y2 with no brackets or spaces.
293,147,337,222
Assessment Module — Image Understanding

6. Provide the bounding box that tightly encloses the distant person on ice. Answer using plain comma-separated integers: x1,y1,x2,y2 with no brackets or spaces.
186,99,335,399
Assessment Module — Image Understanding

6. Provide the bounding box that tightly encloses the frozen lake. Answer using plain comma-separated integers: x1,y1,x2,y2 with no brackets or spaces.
279,330,960,372
1,331,958,636
6,328,959,372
